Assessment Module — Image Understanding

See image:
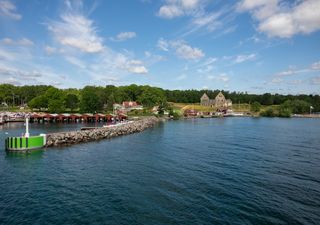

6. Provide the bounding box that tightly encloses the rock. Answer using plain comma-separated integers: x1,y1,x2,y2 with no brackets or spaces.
45,117,160,147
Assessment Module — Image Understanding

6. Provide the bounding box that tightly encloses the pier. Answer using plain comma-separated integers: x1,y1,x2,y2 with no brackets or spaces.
0,112,128,124
45,117,159,147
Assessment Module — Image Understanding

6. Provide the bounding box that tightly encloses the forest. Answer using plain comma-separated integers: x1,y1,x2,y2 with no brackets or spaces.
0,84,319,113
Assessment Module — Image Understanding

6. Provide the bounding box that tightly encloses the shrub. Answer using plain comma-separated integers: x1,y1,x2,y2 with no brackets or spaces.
260,107,277,117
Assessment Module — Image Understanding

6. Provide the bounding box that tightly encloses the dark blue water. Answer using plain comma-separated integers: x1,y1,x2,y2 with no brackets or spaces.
0,118,319,225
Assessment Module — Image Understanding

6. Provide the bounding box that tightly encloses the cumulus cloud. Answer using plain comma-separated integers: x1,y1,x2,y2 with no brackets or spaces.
111,32,137,41
0,0,21,20
127,66,148,74
157,38,204,60
126,60,148,74
47,2,104,53
158,0,202,19
172,41,204,60
238,0,320,38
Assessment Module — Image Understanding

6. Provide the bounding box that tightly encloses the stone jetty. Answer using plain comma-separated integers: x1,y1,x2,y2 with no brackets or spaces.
45,117,160,147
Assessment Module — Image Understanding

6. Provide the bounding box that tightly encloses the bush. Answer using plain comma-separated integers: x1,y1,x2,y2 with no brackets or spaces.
250,101,261,112
278,104,292,117
260,107,277,117
169,109,181,120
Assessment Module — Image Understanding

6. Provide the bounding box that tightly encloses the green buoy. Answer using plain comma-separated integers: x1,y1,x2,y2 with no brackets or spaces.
5,118,46,152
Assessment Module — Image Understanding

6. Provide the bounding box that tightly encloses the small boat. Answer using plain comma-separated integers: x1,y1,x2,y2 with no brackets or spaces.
5,118,46,152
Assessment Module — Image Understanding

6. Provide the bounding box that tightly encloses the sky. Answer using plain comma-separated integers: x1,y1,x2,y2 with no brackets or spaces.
0,0,319,94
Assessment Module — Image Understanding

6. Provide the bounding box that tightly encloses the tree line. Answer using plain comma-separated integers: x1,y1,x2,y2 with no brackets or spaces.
0,84,319,113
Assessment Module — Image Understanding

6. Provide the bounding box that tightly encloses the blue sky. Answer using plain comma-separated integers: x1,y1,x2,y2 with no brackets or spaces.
0,0,319,94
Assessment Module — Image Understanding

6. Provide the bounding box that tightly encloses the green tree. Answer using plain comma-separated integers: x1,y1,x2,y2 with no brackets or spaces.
106,93,116,111
250,101,261,112
48,99,65,113
137,87,166,107
290,100,310,114
261,93,274,105
44,87,66,113
80,86,104,113
28,95,48,109
65,94,79,112
278,104,292,117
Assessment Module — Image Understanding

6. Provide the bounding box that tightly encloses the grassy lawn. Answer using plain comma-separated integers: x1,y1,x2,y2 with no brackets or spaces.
169,102,214,112
169,102,280,114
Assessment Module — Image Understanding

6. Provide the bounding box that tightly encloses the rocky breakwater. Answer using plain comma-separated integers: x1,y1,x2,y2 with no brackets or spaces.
45,117,160,147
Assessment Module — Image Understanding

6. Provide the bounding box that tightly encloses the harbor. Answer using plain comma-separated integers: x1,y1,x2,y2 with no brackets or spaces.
4,116,159,152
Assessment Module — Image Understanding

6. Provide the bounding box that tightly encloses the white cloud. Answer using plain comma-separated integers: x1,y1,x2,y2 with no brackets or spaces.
202,57,217,66
207,73,229,82
157,38,169,51
157,38,204,60
159,5,184,19
19,38,34,46
0,0,21,20
47,2,104,53
310,76,320,85
158,0,201,19
1,38,34,46
191,11,222,31
234,54,256,63
126,60,148,74
177,74,187,80
0,65,42,78
275,61,320,77
311,61,320,70
173,41,204,60
238,0,320,38
127,66,148,74
111,32,137,41
0,47,15,60
65,56,86,69
44,46,57,55
276,69,297,77
271,77,283,84
0,77,21,85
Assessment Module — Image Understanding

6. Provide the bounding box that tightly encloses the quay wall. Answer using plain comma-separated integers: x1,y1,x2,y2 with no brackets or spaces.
45,117,160,147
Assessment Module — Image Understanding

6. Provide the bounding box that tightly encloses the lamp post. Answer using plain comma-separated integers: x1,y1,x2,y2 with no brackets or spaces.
310,106,313,115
